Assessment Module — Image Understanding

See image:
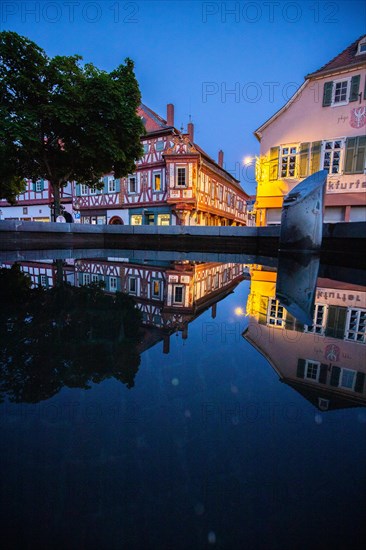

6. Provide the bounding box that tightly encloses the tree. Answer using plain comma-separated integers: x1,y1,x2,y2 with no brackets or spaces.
0,31,145,218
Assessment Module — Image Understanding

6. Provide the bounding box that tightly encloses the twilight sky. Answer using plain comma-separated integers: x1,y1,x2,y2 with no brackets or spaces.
2,0,365,194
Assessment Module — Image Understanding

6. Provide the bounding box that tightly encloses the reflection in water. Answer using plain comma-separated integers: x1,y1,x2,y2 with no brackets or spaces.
0,259,245,402
244,262,366,411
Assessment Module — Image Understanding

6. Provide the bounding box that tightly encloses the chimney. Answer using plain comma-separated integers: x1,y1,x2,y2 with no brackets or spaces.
167,103,174,126
218,150,224,167
187,122,194,143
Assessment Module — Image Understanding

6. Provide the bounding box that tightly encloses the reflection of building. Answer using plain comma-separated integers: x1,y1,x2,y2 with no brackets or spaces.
1,260,75,287
74,259,245,352
73,104,249,226
254,36,366,226
244,266,366,410
0,180,74,222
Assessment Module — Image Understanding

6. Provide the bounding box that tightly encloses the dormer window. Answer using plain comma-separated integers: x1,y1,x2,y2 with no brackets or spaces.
356,37,366,55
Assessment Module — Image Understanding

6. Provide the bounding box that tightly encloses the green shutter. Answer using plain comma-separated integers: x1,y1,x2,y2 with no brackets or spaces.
75,183,81,197
299,142,310,178
269,147,279,181
322,81,333,107
32,182,36,192
310,141,322,173
115,178,121,193
325,306,347,338
39,179,44,191
354,372,365,393
103,176,109,193
355,136,366,173
319,364,328,384
329,366,341,387
297,359,306,378
349,75,360,102
258,296,269,325
344,137,366,174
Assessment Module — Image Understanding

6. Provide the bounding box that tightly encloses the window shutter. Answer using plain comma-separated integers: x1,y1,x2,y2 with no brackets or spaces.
325,306,347,338
39,179,45,191
354,136,366,173
295,320,304,333
349,75,360,102
103,177,109,193
299,142,310,178
285,313,295,330
319,364,328,384
329,366,341,387
75,183,81,197
258,296,269,325
115,178,121,192
322,81,333,107
32,182,36,192
310,141,322,173
269,147,279,181
344,137,366,174
296,359,306,378
354,372,365,393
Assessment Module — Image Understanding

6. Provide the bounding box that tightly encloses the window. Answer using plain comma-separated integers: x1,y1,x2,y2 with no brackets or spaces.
90,187,97,195
268,299,286,327
218,185,223,202
110,277,117,291
108,178,116,193
157,214,170,226
152,280,161,298
333,79,350,105
143,143,149,154
173,285,184,304
81,184,88,195
345,309,366,343
91,274,99,283
131,215,142,225
40,274,48,287
321,140,343,174
340,368,356,390
280,146,297,177
35,180,43,192
156,141,164,152
82,273,91,285
357,38,366,54
305,304,327,334
128,176,137,194
305,360,320,381
176,167,187,187
129,277,137,294
210,182,215,199
153,172,162,192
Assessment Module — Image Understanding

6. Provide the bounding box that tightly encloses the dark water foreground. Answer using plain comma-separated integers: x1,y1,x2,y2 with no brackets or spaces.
0,250,365,549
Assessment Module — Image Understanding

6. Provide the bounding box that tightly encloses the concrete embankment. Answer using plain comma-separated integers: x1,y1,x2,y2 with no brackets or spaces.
0,220,365,267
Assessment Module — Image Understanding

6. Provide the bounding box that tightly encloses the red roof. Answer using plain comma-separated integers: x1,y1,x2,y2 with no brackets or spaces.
138,103,171,133
306,35,366,78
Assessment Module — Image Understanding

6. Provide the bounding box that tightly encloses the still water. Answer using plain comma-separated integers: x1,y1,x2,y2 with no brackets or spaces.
0,251,365,549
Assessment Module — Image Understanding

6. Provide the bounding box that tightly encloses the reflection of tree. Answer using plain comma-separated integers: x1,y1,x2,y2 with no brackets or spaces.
0,265,142,403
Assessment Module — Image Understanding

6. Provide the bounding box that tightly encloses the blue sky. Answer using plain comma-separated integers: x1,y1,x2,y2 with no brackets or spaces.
2,0,365,194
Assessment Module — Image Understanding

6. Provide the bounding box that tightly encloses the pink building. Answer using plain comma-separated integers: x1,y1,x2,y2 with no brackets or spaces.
254,35,366,226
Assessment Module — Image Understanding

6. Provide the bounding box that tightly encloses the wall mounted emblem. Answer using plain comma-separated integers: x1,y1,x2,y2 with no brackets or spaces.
350,106,366,128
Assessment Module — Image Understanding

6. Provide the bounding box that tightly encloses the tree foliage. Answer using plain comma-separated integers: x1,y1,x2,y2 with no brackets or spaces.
0,265,142,403
0,31,145,216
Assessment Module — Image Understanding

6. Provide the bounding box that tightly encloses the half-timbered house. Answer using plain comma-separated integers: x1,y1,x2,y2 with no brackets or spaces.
73,104,249,226
0,179,73,222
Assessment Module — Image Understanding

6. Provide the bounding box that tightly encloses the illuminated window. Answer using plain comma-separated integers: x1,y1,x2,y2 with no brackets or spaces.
153,172,162,192
157,214,170,226
345,309,366,343
321,140,344,174
152,280,161,298
280,146,297,178
176,167,187,187
131,215,142,225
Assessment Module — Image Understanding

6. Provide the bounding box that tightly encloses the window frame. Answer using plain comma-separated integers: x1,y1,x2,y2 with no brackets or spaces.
153,171,163,193
280,145,298,178
321,139,345,175
345,308,366,343
304,360,321,382
128,277,137,294
173,284,184,304
108,178,116,193
176,166,187,188
331,77,351,107
128,176,137,194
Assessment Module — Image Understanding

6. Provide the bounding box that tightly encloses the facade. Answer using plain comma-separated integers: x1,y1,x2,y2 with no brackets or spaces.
254,35,366,226
73,104,249,226
0,179,74,222
244,265,366,411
